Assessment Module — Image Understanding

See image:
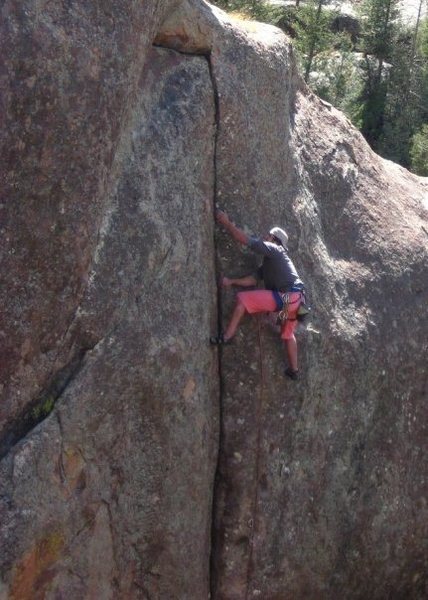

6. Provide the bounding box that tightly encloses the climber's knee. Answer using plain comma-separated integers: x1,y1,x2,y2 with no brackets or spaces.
235,299,247,315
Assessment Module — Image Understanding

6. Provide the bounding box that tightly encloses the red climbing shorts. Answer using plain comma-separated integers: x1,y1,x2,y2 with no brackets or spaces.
237,290,302,340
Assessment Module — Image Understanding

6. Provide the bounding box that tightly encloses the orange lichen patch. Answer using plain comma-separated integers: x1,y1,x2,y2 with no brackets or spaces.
153,3,212,55
154,29,190,49
57,447,86,498
10,531,65,600
62,447,84,484
182,376,196,401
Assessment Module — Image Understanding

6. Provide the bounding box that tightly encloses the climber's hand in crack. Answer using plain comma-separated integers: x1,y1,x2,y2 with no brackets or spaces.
215,209,229,227
215,209,249,246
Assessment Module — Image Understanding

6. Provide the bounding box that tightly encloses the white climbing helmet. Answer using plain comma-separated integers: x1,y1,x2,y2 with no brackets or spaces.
269,226,288,248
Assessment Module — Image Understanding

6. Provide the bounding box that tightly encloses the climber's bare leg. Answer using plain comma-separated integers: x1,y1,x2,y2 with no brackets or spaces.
284,334,298,372
223,300,246,341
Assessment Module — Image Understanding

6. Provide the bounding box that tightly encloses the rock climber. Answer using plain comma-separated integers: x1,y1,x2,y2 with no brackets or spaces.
210,209,305,380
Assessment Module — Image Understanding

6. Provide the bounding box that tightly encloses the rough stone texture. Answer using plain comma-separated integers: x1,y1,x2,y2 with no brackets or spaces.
0,0,170,440
1,31,218,600
154,2,428,598
1,0,428,599
207,15,428,600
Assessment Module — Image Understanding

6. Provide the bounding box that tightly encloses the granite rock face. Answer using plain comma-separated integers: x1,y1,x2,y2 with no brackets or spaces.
1,0,427,598
1,4,219,597
0,0,170,445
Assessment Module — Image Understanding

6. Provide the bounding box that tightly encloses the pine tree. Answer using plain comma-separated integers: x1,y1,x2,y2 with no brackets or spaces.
378,4,428,166
293,1,340,82
410,124,428,175
305,1,326,81
357,0,400,149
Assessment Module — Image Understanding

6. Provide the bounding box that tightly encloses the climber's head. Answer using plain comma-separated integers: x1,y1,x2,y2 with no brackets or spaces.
268,227,288,249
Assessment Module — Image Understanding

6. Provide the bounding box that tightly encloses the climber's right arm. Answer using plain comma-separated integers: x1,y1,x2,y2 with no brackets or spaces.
216,209,250,246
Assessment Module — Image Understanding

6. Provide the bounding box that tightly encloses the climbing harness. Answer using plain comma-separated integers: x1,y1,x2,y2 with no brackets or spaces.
272,287,311,325
272,290,302,324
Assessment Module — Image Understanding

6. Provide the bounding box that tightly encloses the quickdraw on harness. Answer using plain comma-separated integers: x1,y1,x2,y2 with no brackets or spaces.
272,286,310,324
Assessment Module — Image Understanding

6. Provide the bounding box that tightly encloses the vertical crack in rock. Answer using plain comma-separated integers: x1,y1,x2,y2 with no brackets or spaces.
150,39,275,596
204,49,267,600
206,51,224,600
142,41,223,596
244,318,266,599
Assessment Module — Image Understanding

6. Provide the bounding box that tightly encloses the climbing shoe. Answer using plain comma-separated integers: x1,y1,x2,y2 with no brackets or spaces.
210,333,232,345
284,367,299,381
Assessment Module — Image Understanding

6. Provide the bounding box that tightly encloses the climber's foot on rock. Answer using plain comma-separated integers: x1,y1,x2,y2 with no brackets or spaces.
284,367,299,381
210,333,232,345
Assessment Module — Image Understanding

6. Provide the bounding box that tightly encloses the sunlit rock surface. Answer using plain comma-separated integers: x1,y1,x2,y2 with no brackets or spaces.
1,1,427,598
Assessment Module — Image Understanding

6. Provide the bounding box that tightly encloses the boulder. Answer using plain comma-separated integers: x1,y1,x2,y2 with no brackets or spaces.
331,13,361,44
1,0,427,598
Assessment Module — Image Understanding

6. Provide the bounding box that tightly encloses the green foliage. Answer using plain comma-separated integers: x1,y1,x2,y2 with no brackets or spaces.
410,124,428,176
355,0,400,148
375,26,413,165
419,17,428,57
377,14,428,166
309,36,366,124
359,0,400,61
358,68,389,148
212,0,428,172
31,396,55,421
293,1,338,81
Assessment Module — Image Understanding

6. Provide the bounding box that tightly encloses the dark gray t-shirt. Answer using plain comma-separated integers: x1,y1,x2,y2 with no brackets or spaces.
248,236,303,291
